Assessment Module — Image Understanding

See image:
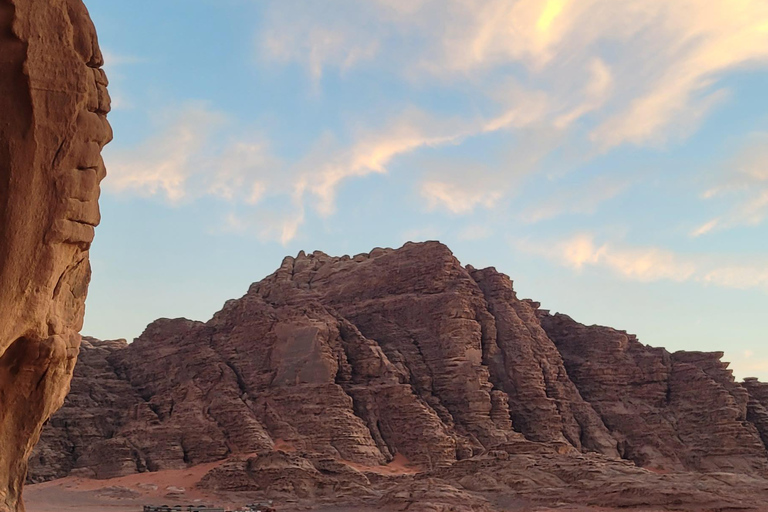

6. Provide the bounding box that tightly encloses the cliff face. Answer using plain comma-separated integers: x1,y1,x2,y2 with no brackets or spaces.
540,312,767,474
0,1,110,510
29,243,768,502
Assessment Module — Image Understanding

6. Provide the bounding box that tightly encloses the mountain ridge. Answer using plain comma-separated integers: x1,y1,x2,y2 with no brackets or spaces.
28,241,768,510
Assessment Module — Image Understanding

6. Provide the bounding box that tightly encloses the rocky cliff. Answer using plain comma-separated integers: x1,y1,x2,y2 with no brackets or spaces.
30,242,768,510
0,1,110,510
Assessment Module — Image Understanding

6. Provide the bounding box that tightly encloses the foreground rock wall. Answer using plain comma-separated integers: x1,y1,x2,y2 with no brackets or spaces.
29,242,768,484
0,1,110,510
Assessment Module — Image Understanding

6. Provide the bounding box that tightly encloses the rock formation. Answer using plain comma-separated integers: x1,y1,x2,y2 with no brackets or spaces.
540,312,768,474
28,242,768,510
0,1,110,510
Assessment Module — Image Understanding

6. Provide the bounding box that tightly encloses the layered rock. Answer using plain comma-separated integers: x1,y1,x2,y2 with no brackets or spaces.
469,267,617,456
255,242,617,458
30,242,768,505
27,338,148,482
0,1,110,510
540,312,768,474
743,378,768,450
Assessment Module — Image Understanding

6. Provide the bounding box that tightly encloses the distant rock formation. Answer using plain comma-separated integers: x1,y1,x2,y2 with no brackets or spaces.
540,312,767,474
0,1,110,510
29,242,768,510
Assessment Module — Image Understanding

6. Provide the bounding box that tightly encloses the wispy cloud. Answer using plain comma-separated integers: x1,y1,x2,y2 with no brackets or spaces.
104,105,274,204
519,175,630,223
260,1,382,85
457,224,494,241
100,49,146,111
296,109,471,216
105,106,227,201
108,1,768,245
223,205,306,246
104,106,507,242
519,233,768,290
421,180,504,214
262,0,768,149
101,50,146,67
693,133,768,236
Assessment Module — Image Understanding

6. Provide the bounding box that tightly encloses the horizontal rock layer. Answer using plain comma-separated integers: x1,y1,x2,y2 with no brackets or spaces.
30,242,768,486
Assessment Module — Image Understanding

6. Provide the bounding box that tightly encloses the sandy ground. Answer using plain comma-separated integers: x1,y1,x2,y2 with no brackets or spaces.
23,457,672,512
22,454,421,512
24,461,230,512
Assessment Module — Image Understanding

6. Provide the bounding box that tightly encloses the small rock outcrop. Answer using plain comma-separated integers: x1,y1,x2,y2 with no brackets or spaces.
743,378,768,450
29,242,768,510
0,1,110,510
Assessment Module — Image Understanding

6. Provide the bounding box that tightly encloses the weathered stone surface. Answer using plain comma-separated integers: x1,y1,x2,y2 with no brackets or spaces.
469,267,618,457
255,243,517,459
199,451,374,500
540,312,768,474
29,242,768,510
0,1,110,510
744,378,768,450
27,338,148,482
431,447,768,511
255,242,617,459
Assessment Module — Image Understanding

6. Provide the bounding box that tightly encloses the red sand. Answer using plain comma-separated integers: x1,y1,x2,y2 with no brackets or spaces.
24,461,227,512
345,453,420,476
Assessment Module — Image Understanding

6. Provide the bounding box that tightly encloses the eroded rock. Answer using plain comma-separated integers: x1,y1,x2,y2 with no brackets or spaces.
540,312,768,474
29,242,768,510
0,1,110,510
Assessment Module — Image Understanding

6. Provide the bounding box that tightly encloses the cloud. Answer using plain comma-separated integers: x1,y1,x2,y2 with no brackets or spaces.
554,58,614,129
519,233,768,290
100,50,146,111
401,225,445,243
110,0,768,244
457,224,494,241
104,106,277,207
693,133,768,236
297,109,471,216
223,206,305,245
261,0,768,149
105,106,228,202
104,105,301,242
519,175,630,223
260,2,382,84
105,105,512,243
101,50,146,67
421,181,503,214
294,100,550,221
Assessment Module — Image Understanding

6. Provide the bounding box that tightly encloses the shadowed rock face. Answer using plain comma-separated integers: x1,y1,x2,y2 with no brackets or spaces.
29,242,768,494
0,1,110,510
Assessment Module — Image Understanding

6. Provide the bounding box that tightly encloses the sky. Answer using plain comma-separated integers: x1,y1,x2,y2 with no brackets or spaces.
84,0,768,381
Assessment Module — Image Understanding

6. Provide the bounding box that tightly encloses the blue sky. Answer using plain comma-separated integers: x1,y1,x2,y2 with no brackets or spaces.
84,0,768,380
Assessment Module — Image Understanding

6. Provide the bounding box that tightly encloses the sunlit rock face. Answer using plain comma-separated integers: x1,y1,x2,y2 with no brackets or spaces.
0,0,110,510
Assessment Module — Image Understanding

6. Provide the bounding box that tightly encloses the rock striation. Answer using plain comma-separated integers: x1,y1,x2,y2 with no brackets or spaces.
0,1,110,510
540,312,768,474
29,242,768,510
743,378,768,451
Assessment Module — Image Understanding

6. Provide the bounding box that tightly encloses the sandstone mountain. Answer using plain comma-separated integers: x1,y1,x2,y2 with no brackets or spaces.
30,242,768,510
0,1,110,510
